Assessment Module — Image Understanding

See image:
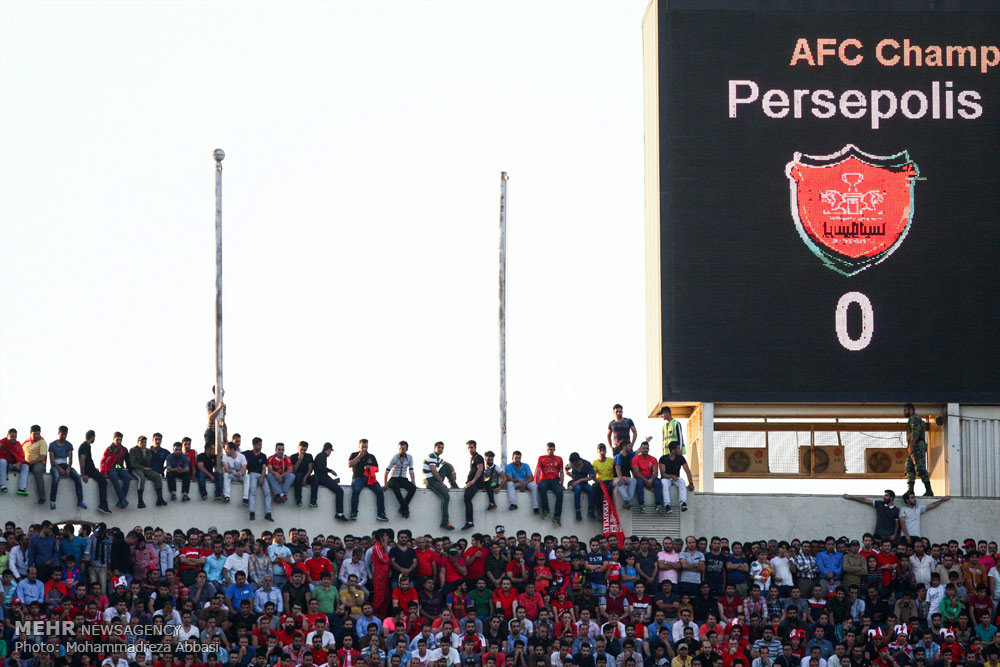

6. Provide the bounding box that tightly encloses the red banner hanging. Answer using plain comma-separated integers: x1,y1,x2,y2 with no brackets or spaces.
599,483,625,548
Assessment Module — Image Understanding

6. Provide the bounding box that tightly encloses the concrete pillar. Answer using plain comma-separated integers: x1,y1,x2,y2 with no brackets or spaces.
946,402,961,496
701,402,715,492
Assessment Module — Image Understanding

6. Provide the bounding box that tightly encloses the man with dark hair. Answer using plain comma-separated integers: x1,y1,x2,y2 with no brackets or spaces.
385,441,416,518
0,427,29,495
166,441,192,501
660,406,685,456
566,452,596,522
290,441,314,507
659,441,694,513
535,442,564,527
348,439,388,522
842,491,900,540
128,435,168,508
78,429,111,513
22,424,48,502
311,442,347,520
48,425,86,511
462,440,485,531
607,404,637,456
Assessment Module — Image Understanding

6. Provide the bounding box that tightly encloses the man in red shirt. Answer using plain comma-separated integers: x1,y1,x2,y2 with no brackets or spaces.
517,581,544,620
177,532,207,586
0,428,29,495
630,440,661,513
493,577,518,617
413,536,440,588
392,577,419,613
304,543,335,585
267,443,295,503
535,442,565,526
464,534,489,585
440,547,468,594
875,538,899,588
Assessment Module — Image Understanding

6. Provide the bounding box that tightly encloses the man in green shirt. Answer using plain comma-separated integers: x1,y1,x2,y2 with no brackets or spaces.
468,577,493,616
311,570,340,614
660,407,685,456
904,403,932,496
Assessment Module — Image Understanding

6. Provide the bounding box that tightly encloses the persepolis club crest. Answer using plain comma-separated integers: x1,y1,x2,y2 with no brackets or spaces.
786,145,919,277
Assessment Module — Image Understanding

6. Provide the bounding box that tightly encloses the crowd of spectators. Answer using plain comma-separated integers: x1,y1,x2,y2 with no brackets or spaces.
0,513,997,667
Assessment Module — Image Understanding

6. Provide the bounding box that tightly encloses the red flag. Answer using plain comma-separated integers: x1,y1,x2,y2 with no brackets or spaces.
599,483,625,548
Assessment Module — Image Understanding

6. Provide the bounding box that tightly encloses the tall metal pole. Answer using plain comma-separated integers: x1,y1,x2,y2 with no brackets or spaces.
499,172,509,466
213,148,225,472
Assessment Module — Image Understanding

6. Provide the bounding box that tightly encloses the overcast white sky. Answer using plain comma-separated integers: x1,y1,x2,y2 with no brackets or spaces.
1,0,894,495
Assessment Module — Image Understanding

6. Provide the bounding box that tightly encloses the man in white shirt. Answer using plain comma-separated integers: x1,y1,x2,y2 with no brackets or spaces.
898,492,949,543
909,542,936,587
177,611,201,640
223,540,251,583
306,618,337,650
771,544,795,593
222,442,248,502
103,600,131,623
671,609,699,642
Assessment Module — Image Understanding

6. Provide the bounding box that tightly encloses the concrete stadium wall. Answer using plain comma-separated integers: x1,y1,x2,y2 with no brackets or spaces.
679,493,1000,543
3,479,996,542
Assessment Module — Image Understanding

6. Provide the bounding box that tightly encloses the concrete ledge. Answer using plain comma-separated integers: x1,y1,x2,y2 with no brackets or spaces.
2,479,995,543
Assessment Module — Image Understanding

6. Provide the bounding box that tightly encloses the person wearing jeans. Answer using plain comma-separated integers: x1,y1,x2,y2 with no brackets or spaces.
165,441,192,500
310,442,346,520
566,452,596,521
0,428,30,495
347,439,388,522
196,441,223,500
289,441,313,507
461,440,486,531
48,426,86,510
503,450,539,512
222,441,248,501
535,442,565,526
266,443,295,502
614,441,637,509
128,435,167,508
424,441,457,529
101,432,131,508
384,441,417,518
245,437,271,520
631,440,662,513
78,430,111,513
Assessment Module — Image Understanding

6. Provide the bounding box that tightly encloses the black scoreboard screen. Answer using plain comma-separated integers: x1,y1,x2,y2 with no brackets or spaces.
645,1,1000,403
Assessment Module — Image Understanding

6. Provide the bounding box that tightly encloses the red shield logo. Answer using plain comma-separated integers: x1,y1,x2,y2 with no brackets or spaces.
786,145,919,276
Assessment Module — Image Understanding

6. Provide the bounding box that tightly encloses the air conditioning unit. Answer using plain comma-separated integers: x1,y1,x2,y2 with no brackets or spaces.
865,448,909,475
724,448,769,474
799,446,846,475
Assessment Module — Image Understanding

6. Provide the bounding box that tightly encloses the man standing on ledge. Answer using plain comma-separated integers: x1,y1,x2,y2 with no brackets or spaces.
660,407,685,456
535,442,565,527
607,404,637,456
904,403,933,496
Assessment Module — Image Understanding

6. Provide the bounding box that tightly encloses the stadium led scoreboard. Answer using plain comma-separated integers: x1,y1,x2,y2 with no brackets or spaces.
642,0,1000,406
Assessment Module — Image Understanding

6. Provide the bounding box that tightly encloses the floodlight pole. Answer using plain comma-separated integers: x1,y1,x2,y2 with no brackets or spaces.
499,172,509,466
214,148,225,472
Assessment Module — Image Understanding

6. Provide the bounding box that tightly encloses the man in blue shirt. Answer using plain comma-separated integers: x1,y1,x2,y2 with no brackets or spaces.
815,538,844,588
27,521,60,581
567,453,597,521
165,441,192,501
503,450,539,513
49,426,86,511
585,537,609,596
225,571,255,609
15,566,45,605
204,542,228,586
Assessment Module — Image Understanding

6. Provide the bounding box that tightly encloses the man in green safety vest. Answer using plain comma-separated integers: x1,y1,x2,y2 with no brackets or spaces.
659,406,685,456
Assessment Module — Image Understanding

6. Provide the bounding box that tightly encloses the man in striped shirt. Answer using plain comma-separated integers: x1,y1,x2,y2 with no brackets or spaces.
424,441,458,530
385,440,417,518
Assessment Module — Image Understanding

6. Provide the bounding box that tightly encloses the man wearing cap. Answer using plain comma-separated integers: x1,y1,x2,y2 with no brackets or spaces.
128,435,168,508
903,403,933,497
0,427,29,495
48,425,87,511
22,425,48,503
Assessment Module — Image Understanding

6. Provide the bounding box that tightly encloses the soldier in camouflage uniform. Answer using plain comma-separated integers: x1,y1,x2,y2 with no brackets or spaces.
904,403,933,497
